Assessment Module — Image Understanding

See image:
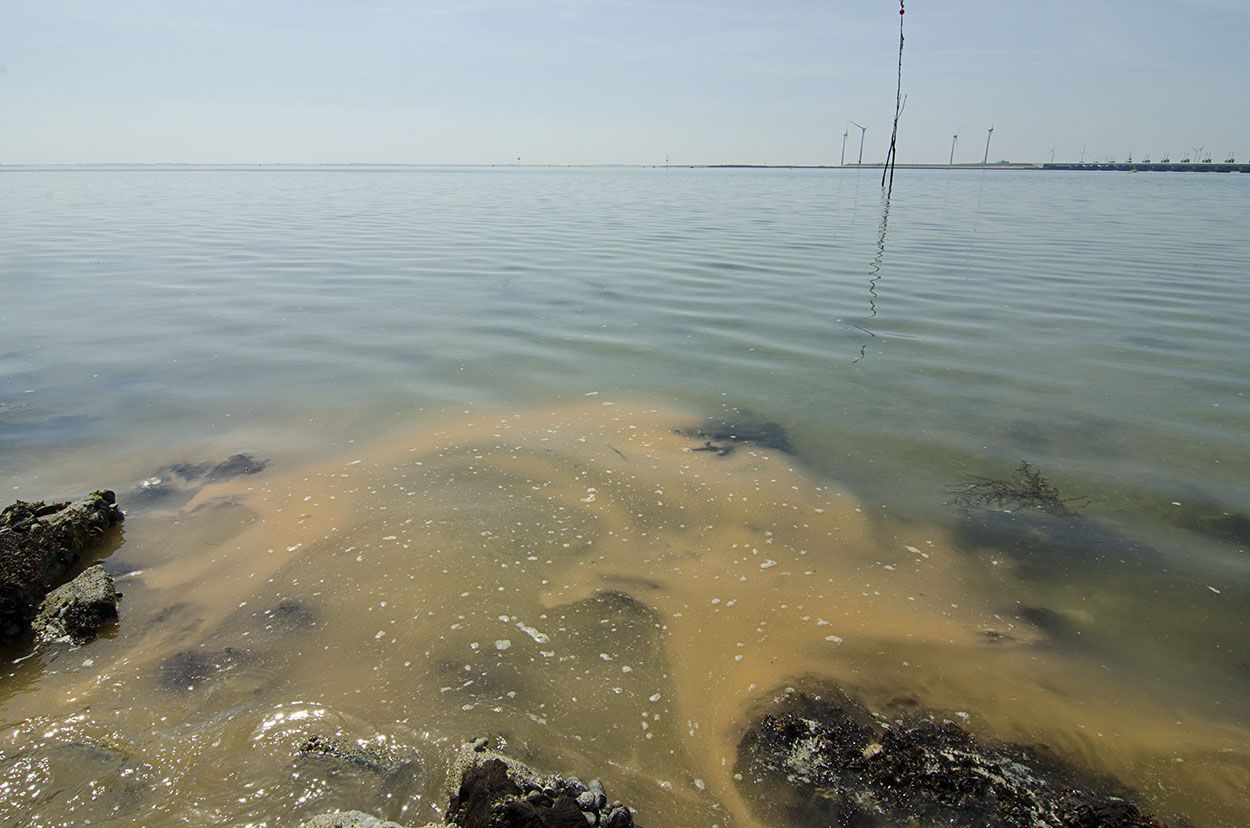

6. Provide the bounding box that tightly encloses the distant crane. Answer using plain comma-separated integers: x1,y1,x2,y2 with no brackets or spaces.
850,121,867,165
1193,147,1204,164
982,126,994,165
1226,153,1236,163
949,131,959,165
841,128,849,167
1079,144,1087,164
1048,147,1056,163
1161,152,1170,162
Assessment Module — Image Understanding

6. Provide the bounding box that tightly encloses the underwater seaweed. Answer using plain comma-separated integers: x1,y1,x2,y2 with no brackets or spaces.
950,461,1089,517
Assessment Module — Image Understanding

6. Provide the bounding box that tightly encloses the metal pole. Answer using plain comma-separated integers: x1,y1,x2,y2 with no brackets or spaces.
949,134,958,165
983,127,993,165
841,130,848,167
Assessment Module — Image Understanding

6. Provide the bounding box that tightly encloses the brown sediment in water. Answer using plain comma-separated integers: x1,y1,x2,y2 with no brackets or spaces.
1,401,1247,826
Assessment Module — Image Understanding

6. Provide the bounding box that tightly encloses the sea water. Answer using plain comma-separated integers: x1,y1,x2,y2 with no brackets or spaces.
1,166,1248,826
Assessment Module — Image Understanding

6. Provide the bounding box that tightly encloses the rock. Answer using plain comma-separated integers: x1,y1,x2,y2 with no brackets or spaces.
32,564,119,644
678,414,794,457
158,647,244,690
735,682,1165,827
953,495,1154,582
260,598,319,632
1165,497,1250,547
600,808,631,828
0,491,124,638
295,732,424,822
204,452,269,480
0,738,156,821
445,743,634,828
299,735,398,774
299,810,410,828
129,453,269,507
167,452,269,483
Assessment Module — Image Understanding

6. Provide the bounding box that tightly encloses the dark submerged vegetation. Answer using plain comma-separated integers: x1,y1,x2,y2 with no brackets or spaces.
951,461,1089,517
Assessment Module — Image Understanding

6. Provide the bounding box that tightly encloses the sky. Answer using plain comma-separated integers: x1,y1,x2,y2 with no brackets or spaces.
1,0,1247,165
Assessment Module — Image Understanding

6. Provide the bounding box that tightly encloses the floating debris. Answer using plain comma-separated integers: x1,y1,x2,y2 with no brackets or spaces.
950,461,1088,517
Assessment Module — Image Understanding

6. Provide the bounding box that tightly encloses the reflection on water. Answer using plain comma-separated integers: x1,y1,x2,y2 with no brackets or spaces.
854,192,892,364
1,403,1247,826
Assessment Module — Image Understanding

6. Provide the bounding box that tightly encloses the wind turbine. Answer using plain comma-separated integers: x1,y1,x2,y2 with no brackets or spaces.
841,128,849,167
982,126,994,165
849,121,867,165
949,129,959,165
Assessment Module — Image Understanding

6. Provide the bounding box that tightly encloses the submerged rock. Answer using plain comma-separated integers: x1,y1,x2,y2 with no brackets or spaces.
259,598,319,632
955,506,1154,581
168,452,270,483
32,564,119,644
158,646,245,690
735,683,1165,827
446,741,635,828
299,811,412,828
948,463,1156,580
129,452,269,506
0,491,124,638
678,414,794,457
299,735,400,774
1163,497,1250,548
295,733,423,824
0,738,157,821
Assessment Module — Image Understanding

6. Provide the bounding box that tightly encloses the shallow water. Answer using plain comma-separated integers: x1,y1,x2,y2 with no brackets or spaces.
1,167,1249,826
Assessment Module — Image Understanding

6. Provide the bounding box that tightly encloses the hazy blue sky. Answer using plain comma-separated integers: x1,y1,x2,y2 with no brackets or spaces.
2,0,1246,165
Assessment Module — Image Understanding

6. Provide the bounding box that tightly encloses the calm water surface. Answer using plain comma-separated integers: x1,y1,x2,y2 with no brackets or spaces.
1,167,1248,826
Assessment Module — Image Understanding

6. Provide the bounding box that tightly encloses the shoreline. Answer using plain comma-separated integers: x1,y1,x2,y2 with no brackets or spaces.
3,162,1247,173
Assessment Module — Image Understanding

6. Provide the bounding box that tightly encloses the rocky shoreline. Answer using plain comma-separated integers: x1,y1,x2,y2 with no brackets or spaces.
301,740,636,828
736,682,1166,827
1,483,1174,826
0,490,124,643
291,690,1169,827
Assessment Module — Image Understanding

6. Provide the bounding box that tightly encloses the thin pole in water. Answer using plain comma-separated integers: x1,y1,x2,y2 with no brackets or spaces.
881,0,905,194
